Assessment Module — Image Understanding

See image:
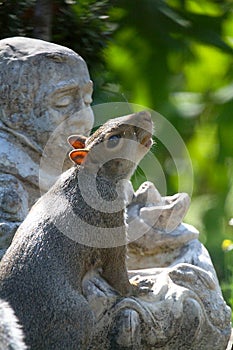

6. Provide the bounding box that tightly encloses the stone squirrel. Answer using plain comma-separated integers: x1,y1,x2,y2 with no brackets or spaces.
0,111,153,349
0,299,27,350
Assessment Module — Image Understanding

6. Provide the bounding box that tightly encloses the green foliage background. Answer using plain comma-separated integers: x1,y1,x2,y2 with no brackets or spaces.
0,0,232,312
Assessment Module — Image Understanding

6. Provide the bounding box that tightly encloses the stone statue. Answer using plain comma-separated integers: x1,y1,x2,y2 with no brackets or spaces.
82,182,232,349
0,37,94,256
0,37,231,349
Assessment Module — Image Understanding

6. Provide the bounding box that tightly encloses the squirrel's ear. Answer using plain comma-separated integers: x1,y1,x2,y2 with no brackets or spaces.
69,149,89,165
67,135,87,149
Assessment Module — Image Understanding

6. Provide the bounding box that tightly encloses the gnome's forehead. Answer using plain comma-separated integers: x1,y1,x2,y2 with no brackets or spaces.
0,36,91,91
0,36,79,60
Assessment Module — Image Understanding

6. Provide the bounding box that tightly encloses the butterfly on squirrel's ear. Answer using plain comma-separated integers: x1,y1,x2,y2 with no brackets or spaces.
67,135,87,149
67,135,89,165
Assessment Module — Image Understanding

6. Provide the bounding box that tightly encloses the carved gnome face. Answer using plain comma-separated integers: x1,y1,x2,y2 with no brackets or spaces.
0,37,94,148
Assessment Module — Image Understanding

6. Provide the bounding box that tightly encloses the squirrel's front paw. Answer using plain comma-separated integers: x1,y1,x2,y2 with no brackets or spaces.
130,275,154,296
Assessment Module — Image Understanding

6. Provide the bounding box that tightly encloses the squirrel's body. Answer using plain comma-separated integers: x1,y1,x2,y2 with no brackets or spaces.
0,111,153,349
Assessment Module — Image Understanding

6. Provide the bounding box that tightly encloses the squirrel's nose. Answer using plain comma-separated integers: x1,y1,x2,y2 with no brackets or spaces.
132,111,152,129
136,111,153,134
137,110,151,122
124,110,152,125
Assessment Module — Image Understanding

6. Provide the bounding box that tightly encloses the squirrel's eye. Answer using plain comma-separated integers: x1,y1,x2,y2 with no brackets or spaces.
106,134,121,149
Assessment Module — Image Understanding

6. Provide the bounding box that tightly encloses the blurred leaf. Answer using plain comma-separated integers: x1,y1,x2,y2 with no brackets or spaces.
184,44,232,92
171,92,205,117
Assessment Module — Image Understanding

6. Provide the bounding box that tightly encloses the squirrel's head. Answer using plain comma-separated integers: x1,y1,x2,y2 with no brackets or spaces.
68,111,153,182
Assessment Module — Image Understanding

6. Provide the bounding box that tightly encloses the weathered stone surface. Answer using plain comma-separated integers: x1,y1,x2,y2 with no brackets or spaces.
83,263,231,350
0,174,28,222
0,36,94,255
227,330,233,349
0,174,28,257
82,182,232,349
127,181,190,240
127,223,199,269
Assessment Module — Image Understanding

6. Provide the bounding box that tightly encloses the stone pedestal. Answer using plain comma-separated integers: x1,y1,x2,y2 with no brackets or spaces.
83,182,232,349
